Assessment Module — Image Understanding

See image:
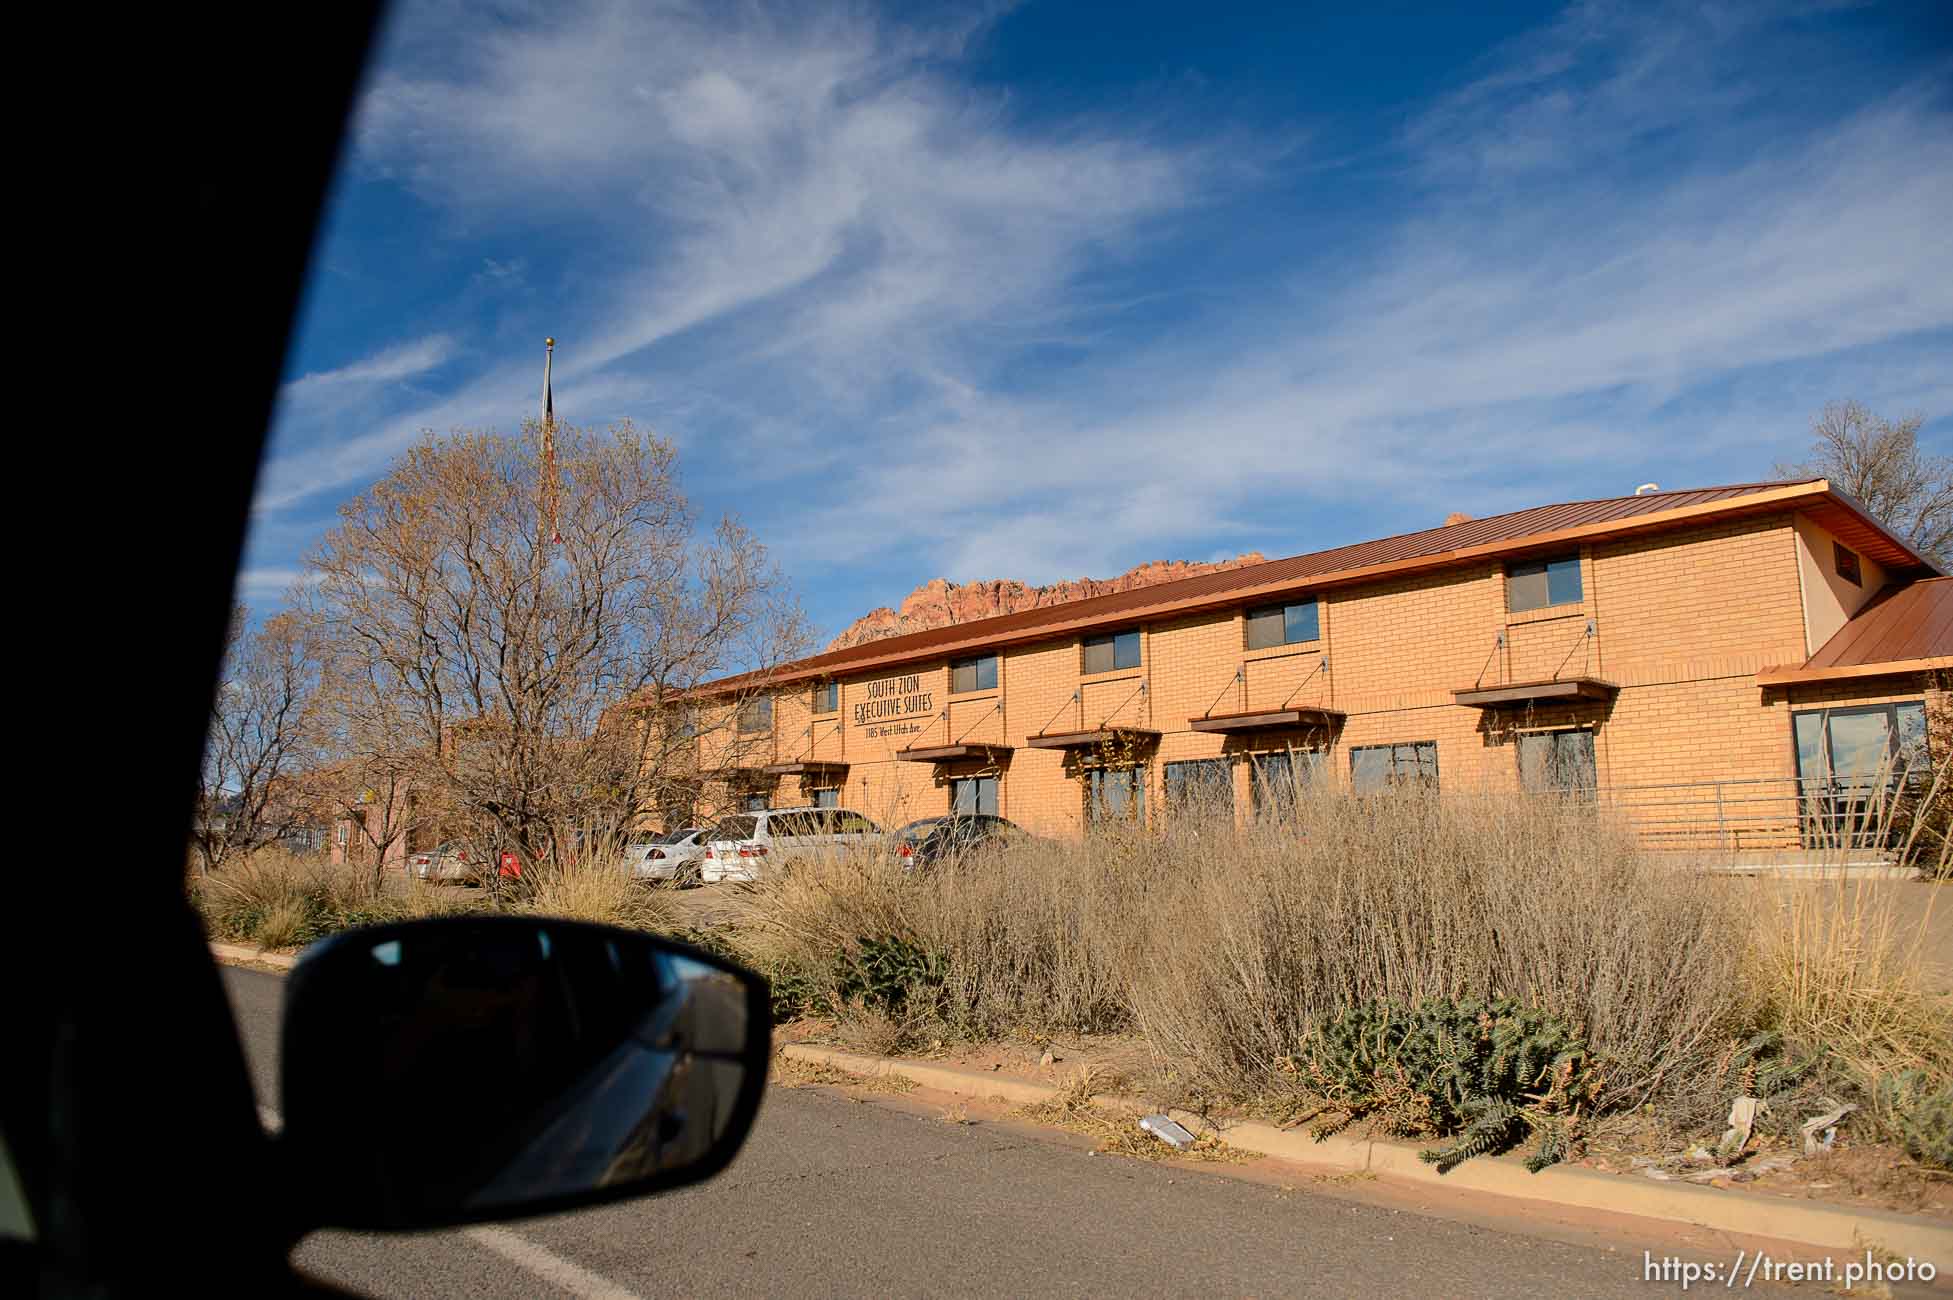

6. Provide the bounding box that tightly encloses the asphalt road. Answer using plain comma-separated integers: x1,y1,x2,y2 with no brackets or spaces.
223,967,1809,1299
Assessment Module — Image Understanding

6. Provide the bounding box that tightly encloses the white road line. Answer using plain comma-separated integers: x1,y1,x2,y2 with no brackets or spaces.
257,1103,643,1300
464,1226,646,1300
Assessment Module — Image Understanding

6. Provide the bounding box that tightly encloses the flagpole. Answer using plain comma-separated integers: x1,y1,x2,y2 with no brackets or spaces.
541,337,562,545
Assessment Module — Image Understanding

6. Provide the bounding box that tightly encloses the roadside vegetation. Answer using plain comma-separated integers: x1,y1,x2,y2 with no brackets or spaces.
720,783,1951,1175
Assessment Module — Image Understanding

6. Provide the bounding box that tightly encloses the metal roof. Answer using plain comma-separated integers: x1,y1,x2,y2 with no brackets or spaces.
1757,578,1953,685
693,479,1938,695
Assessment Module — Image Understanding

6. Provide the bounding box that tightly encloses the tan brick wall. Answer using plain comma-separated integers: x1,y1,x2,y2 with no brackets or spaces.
671,512,1933,842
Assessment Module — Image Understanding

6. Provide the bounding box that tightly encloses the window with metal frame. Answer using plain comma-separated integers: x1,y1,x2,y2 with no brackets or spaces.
1244,598,1320,650
1085,766,1145,824
1792,702,1929,848
1163,759,1232,816
1250,749,1322,817
812,681,839,714
1082,630,1141,674
811,786,840,809
951,774,998,816
1350,741,1439,794
737,696,773,734
1505,555,1582,613
950,655,999,694
1517,729,1596,798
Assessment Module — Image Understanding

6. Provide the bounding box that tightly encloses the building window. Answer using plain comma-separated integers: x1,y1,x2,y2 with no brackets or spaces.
1793,701,1929,848
1506,555,1582,613
737,696,772,734
1350,741,1439,794
1250,749,1322,818
951,655,999,694
951,774,999,816
1082,630,1141,675
812,682,839,714
1164,759,1232,817
1517,729,1597,798
740,791,769,812
1085,766,1146,825
1834,542,1862,587
811,786,840,809
1245,598,1320,650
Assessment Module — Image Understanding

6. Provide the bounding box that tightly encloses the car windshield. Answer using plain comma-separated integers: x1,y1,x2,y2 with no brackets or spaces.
710,816,758,841
894,819,941,841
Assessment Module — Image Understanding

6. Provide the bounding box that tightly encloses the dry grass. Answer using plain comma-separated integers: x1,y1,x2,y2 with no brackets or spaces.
1751,866,1953,1135
727,786,1758,1124
191,846,473,948
515,852,682,932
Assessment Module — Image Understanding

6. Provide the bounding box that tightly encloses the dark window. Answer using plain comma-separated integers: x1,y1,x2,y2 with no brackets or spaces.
737,696,772,734
1350,741,1439,794
714,815,759,839
951,774,999,816
1250,750,1322,817
1244,598,1320,649
769,811,820,837
951,655,999,694
834,811,880,834
1082,630,1141,674
739,793,768,812
1085,766,1146,825
812,682,839,714
1506,555,1582,613
1834,542,1862,586
1517,730,1597,798
1164,759,1232,816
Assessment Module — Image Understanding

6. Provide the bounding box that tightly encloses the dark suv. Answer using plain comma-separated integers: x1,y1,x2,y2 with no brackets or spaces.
892,814,1029,868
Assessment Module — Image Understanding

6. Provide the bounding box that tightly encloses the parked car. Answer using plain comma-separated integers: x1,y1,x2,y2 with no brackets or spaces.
702,807,884,883
408,841,478,885
892,815,1032,869
625,827,709,885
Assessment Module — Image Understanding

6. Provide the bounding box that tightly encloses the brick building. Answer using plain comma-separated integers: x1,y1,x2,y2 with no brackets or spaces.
676,480,1950,852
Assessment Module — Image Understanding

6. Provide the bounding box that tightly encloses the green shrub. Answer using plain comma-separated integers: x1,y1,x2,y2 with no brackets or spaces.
837,935,948,1016
1875,1070,1953,1170
1298,996,1600,1172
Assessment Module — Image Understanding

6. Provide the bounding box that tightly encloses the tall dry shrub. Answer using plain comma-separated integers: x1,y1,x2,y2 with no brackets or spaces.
1111,785,1756,1114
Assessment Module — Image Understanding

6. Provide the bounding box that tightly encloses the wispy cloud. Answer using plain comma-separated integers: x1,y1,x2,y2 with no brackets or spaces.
281,333,457,397
251,0,1952,631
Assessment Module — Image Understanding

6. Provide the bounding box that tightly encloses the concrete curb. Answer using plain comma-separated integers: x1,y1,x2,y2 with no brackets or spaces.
209,941,298,971
780,1044,1953,1263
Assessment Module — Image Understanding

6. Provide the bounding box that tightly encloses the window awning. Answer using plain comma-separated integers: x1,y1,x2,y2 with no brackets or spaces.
1024,727,1161,750
894,743,1013,764
1188,706,1345,734
759,760,850,777
1452,677,1618,709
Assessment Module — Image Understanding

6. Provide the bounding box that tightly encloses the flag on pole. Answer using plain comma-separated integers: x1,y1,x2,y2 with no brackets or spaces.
541,337,562,545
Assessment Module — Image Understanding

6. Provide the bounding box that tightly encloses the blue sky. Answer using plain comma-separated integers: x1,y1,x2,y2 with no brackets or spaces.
247,0,1953,645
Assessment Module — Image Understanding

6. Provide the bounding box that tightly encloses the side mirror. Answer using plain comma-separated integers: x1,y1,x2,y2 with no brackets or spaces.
277,916,769,1231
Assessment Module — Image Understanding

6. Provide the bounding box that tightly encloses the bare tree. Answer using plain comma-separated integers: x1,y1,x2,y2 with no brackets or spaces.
303,419,807,878
1777,401,1952,567
193,608,326,873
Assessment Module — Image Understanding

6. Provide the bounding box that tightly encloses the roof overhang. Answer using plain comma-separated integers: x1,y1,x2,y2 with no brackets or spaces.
1024,728,1161,750
759,760,851,777
894,744,1014,764
1755,657,1952,688
1188,707,1346,734
1452,677,1618,709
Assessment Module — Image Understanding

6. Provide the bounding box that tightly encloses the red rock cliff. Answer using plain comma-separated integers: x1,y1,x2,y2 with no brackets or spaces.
824,554,1268,652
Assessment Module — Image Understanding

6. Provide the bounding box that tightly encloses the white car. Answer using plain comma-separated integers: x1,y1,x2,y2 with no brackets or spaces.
624,827,709,885
702,808,884,883
408,841,477,884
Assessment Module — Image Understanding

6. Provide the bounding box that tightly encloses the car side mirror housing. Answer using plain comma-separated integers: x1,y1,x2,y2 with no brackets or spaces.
277,916,769,1232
